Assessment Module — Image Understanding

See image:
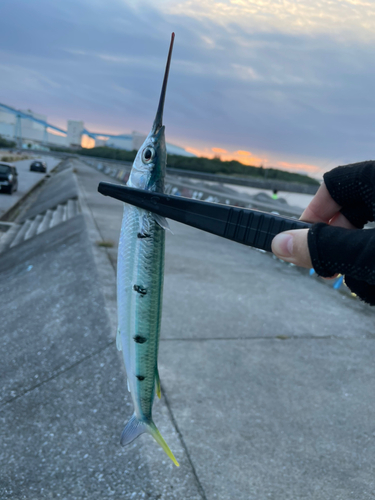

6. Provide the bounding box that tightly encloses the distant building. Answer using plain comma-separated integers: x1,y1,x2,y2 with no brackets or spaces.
0,103,195,156
20,109,46,141
0,110,15,140
93,137,108,147
166,143,195,157
106,134,133,151
131,131,147,151
0,109,47,143
67,120,84,147
0,107,66,147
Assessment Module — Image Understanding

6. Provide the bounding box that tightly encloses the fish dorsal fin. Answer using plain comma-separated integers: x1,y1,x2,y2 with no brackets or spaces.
155,368,161,399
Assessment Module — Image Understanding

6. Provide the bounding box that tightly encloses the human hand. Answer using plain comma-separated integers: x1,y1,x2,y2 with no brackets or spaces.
271,183,356,269
271,161,375,305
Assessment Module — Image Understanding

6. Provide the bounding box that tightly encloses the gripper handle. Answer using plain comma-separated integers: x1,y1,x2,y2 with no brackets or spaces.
223,207,312,252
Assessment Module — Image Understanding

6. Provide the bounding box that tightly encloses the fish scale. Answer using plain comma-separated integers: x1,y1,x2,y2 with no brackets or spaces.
132,223,164,415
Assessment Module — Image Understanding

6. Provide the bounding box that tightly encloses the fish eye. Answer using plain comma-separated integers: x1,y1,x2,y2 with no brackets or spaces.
142,147,155,164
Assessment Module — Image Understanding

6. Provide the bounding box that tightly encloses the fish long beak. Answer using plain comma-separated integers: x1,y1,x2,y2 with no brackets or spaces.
152,33,175,134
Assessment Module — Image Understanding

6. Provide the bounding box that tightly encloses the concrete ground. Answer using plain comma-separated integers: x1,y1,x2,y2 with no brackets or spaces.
76,161,375,499
0,159,374,499
0,155,61,218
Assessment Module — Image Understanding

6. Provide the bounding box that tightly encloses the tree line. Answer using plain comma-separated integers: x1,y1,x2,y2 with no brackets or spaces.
51,145,319,186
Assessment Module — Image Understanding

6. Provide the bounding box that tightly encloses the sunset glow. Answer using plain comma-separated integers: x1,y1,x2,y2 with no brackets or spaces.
184,145,323,176
81,134,95,149
276,161,322,175
211,147,228,154
185,146,268,167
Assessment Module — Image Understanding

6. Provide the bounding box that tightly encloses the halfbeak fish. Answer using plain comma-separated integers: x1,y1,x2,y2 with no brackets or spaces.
116,33,178,467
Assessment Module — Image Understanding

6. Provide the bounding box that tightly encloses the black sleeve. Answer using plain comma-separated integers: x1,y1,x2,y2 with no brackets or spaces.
307,161,375,305
324,160,375,228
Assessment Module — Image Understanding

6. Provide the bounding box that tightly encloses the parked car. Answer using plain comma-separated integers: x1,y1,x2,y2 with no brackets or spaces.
0,163,18,194
30,160,47,173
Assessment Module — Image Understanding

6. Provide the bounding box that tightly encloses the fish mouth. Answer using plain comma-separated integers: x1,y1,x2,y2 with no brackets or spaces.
151,33,175,135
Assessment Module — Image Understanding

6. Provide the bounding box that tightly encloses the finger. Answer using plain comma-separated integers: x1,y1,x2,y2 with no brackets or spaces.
271,229,312,268
329,212,357,230
301,184,341,224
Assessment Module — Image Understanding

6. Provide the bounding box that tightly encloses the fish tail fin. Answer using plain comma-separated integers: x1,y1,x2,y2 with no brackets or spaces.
147,420,179,467
120,413,179,467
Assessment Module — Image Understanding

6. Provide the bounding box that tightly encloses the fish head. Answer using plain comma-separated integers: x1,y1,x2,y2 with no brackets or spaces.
127,33,174,193
127,125,166,192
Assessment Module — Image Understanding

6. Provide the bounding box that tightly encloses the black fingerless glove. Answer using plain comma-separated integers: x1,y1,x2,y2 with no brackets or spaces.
308,160,375,305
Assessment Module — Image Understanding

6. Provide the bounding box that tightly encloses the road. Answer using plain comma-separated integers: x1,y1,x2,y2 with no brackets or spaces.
0,155,61,218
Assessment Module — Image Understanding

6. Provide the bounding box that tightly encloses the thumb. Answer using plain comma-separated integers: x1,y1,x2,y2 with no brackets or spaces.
271,229,312,269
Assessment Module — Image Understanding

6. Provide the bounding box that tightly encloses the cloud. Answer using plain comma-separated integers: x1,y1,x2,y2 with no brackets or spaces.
161,0,375,42
0,0,374,176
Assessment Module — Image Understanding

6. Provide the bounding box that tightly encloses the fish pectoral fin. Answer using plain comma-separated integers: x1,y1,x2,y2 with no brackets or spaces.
155,368,161,399
116,328,122,351
139,213,151,237
127,379,131,393
151,213,172,233
120,415,179,467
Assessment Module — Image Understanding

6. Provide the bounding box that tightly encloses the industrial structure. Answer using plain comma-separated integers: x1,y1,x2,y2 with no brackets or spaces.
0,102,194,157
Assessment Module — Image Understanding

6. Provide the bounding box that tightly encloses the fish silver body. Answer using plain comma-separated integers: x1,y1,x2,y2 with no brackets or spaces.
116,34,178,466
117,129,166,420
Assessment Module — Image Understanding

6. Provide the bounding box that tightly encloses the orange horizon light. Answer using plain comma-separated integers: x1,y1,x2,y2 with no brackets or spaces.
211,147,228,154
184,144,322,176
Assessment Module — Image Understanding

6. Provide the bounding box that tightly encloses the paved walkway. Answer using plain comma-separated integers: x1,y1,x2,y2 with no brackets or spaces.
75,160,375,500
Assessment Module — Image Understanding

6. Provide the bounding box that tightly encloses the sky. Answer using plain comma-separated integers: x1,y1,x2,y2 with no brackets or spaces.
0,0,375,178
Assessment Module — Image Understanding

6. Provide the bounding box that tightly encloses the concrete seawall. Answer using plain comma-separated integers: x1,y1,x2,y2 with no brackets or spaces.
165,167,320,194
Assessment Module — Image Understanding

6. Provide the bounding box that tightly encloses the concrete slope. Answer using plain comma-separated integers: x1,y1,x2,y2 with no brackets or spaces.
0,216,112,404
20,166,79,222
0,165,81,254
0,173,202,498
0,199,79,251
